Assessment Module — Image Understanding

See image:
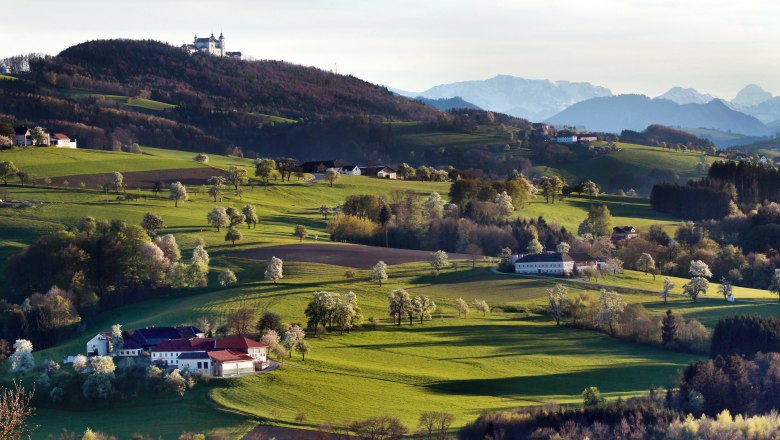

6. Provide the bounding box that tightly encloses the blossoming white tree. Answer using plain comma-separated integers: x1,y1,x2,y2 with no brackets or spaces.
265,256,284,284
370,261,388,286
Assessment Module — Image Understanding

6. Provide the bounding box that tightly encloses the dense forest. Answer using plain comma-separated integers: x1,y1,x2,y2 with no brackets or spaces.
620,124,715,150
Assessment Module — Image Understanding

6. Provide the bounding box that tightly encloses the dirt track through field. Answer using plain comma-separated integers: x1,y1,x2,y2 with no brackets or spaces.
233,243,472,268
49,168,228,189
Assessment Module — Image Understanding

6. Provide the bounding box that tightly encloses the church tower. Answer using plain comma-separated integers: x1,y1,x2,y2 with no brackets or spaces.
219,32,226,56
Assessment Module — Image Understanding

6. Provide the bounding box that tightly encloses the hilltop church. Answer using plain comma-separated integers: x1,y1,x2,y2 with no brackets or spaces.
182,33,242,59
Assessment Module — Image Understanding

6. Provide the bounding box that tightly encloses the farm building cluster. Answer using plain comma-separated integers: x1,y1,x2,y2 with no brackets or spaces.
300,160,398,179
13,125,77,148
83,326,269,378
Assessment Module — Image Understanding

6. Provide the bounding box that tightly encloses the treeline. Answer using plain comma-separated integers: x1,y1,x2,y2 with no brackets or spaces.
621,124,715,151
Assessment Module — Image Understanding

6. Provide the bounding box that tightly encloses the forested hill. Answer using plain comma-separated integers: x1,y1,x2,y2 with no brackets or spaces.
43,39,438,121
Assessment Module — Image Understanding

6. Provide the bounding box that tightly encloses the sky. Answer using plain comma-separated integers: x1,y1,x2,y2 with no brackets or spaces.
3,0,780,98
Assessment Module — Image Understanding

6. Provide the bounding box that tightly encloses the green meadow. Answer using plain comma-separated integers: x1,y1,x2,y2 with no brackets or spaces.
0,147,774,438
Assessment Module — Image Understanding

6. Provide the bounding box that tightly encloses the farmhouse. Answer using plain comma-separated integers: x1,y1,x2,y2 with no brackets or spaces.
120,326,203,351
14,126,31,146
208,350,256,377
569,252,598,272
514,252,575,275
554,135,578,143
216,336,268,362
300,160,358,174
612,226,640,241
86,332,112,356
358,166,397,179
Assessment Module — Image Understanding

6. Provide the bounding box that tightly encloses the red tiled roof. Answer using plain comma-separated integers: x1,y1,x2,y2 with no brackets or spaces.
151,337,215,352
208,349,254,363
215,336,267,350
52,133,70,140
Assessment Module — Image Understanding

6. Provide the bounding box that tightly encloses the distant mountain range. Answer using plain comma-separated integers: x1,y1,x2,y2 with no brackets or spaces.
546,95,769,137
394,76,780,141
393,75,612,121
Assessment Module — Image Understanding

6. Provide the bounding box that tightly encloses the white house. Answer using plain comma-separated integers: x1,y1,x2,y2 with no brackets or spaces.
150,338,215,367
86,333,112,356
514,252,575,276
377,167,397,179
50,133,77,148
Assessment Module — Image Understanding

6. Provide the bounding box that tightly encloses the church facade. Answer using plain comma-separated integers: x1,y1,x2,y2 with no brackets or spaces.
182,33,242,59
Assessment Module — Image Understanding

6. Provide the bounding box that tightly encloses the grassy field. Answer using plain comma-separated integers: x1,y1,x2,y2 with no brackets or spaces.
66,90,177,112
0,147,769,439
533,142,716,190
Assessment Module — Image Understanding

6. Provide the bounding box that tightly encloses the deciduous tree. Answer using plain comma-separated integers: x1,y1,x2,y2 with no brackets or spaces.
0,161,19,185
454,298,469,318
428,250,449,276
224,226,242,245
370,261,388,286
169,181,188,207
293,224,307,242
207,207,230,232
140,212,165,237
547,284,567,326
325,168,340,187
265,256,283,284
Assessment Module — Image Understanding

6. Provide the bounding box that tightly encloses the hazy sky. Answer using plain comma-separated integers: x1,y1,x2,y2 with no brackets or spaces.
3,0,779,98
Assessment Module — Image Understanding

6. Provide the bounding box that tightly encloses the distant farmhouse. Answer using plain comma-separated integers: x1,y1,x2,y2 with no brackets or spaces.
182,33,242,59
612,226,640,241
85,326,269,378
13,126,77,148
301,160,397,178
513,252,600,276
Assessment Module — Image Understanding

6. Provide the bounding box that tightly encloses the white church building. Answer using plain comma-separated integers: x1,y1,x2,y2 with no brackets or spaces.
182,33,242,59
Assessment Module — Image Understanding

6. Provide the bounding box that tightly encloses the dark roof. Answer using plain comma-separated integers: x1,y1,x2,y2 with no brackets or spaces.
177,352,210,360
516,252,574,263
14,126,29,135
151,338,215,353
613,226,637,234
216,336,267,350
226,51,242,56
124,326,201,348
569,252,596,262
359,166,385,174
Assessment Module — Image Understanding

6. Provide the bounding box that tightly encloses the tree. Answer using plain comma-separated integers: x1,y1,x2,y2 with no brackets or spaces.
350,416,407,440
423,192,445,219
556,242,571,254
718,278,733,301
662,309,679,346
169,181,188,207
660,277,675,304
412,296,435,324
110,171,124,193
0,161,18,185
78,216,97,236
242,205,259,229
293,224,307,242
769,269,780,302
454,298,469,318
597,289,625,335
227,308,255,335
428,250,449,276
226,207,245,227
257,311,286,335
282,324,306,356
194,153,209,163
495,191,514,218
261,330,285,361
155,234,181,263
325,168,340,187
333,302,357,334
397,163,415,180
319,205,333,219
140,213,165,237
547,284,567,326
31,126,48,145
472,299,490,316
0,381,38,440
388,289,412,325
9,340,34,375
164,369,186,397
370,261,388,286
582,180,600,199
417,411,454,440
465,243,482,269
305,291,340,331
225,165,247,190
72,355,88,373
582,386,606,407
344,269,356,282
110,324,124,352
379,203,391,247
636,253,655,275
218,269,237,286
265,256,283,284
684,260,712,303
207,207,230,232
208,176,225,202
526,238,544,254
587,205,613,237
296,340,310,361
224,226,242,245
254,158,276,185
